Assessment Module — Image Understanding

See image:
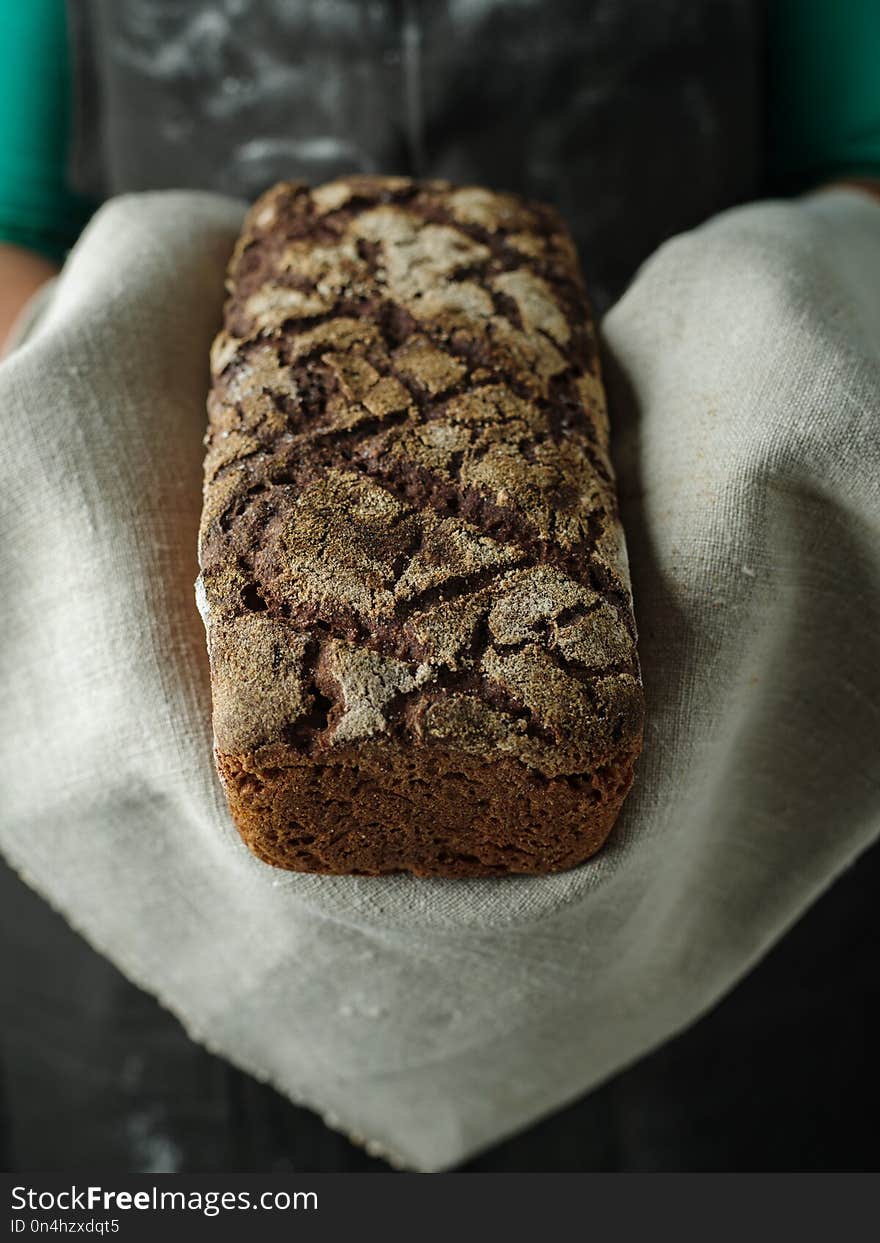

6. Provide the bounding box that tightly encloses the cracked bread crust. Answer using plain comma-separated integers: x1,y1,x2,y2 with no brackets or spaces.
198,175,644,877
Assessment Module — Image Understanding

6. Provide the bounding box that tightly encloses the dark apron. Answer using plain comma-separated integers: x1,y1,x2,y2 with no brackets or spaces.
67,0,761,311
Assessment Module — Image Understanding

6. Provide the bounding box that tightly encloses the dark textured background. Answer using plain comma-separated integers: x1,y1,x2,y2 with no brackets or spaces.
3,838,877,1172
68,0,761,312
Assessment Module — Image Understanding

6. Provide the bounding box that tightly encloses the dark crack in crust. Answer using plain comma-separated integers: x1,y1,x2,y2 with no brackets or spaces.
198,175,644,877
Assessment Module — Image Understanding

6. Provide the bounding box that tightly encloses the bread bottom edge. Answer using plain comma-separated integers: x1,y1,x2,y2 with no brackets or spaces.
215,741,640,878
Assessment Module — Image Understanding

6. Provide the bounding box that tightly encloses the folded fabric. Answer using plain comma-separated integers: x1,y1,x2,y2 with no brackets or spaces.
1,187,878,1171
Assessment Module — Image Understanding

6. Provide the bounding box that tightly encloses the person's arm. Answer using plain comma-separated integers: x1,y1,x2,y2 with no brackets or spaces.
767,0,880,201
0,0,94,352
0,244,58,354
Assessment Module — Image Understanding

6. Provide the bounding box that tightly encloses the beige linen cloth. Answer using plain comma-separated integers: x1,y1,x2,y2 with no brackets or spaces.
1,188,879,1171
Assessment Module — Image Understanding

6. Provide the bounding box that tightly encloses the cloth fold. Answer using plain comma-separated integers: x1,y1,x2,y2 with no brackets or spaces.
1,188,878,1170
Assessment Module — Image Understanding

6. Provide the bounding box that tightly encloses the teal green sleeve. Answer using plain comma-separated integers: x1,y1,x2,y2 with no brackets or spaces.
768,0,880,190
0,0,96,263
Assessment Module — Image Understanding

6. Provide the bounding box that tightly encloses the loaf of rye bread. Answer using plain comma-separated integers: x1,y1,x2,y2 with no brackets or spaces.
197,176,644,877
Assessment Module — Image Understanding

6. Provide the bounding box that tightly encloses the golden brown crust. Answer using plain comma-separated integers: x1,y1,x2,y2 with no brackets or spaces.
198,175,644,877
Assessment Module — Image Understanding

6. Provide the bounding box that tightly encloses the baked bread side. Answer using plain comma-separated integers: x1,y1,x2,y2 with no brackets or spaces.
198,176,643,877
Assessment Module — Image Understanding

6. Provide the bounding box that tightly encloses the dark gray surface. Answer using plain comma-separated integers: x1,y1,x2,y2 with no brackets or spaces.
2,837,877,1172
68,0,761,311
